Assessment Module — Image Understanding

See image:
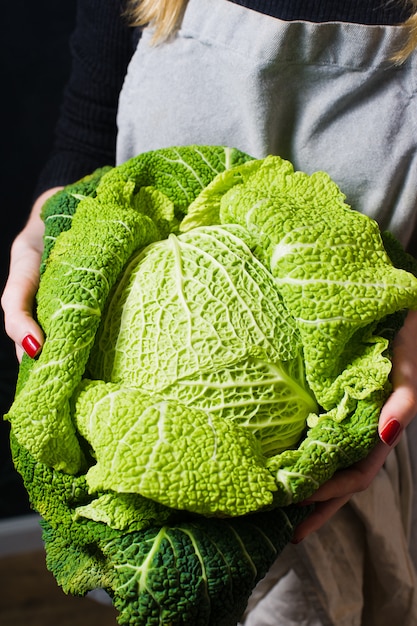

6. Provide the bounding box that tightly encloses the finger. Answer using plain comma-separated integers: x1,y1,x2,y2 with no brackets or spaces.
290,441,391,542
299,440,389,504
291,312,417,543
378,310,417,442
291,494,351,543
379,384,417,445
291,443,389,542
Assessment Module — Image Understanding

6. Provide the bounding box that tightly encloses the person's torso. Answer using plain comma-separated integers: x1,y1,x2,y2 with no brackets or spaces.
117,0,417,246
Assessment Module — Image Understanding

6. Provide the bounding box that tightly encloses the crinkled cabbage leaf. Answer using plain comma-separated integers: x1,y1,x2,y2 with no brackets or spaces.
5,145,417,625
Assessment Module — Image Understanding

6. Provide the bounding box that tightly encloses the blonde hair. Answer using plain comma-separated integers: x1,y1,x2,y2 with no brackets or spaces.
394,4,417,61
125,0,188,42
126,0,417,59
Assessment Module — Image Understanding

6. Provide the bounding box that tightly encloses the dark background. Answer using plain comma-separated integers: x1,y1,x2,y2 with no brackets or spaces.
0,1,77,517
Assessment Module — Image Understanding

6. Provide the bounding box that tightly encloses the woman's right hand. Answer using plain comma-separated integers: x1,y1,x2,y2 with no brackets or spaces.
1,187,63,361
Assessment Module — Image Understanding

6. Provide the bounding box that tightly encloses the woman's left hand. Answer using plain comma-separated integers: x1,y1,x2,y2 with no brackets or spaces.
291,309,417,543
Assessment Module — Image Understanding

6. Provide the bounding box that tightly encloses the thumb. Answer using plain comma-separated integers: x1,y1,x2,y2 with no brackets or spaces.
378,310,417,446
1,255,44,362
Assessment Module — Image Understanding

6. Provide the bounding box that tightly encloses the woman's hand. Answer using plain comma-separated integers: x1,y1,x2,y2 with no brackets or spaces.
291,309,417,543
1,187,63,361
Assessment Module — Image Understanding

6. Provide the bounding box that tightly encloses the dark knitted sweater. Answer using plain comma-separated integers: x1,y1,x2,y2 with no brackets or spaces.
34,0,411,196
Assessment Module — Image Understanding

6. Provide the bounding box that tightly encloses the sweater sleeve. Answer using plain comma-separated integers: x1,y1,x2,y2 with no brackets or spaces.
34,0,411,199
34,0,136,198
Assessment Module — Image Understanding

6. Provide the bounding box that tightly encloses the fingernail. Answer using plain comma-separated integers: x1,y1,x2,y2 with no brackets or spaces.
380,419,402,447
22,334,41,358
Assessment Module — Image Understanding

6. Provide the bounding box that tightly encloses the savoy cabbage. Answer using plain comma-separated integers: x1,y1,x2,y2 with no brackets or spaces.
6,145,417,625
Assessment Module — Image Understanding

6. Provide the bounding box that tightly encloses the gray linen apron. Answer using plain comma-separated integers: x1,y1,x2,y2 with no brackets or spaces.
116,1,417,623
117,0,417,247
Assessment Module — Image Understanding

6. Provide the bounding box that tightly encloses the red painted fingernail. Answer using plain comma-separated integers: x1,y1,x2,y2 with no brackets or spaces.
22,335,41,358
380,419,402,447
